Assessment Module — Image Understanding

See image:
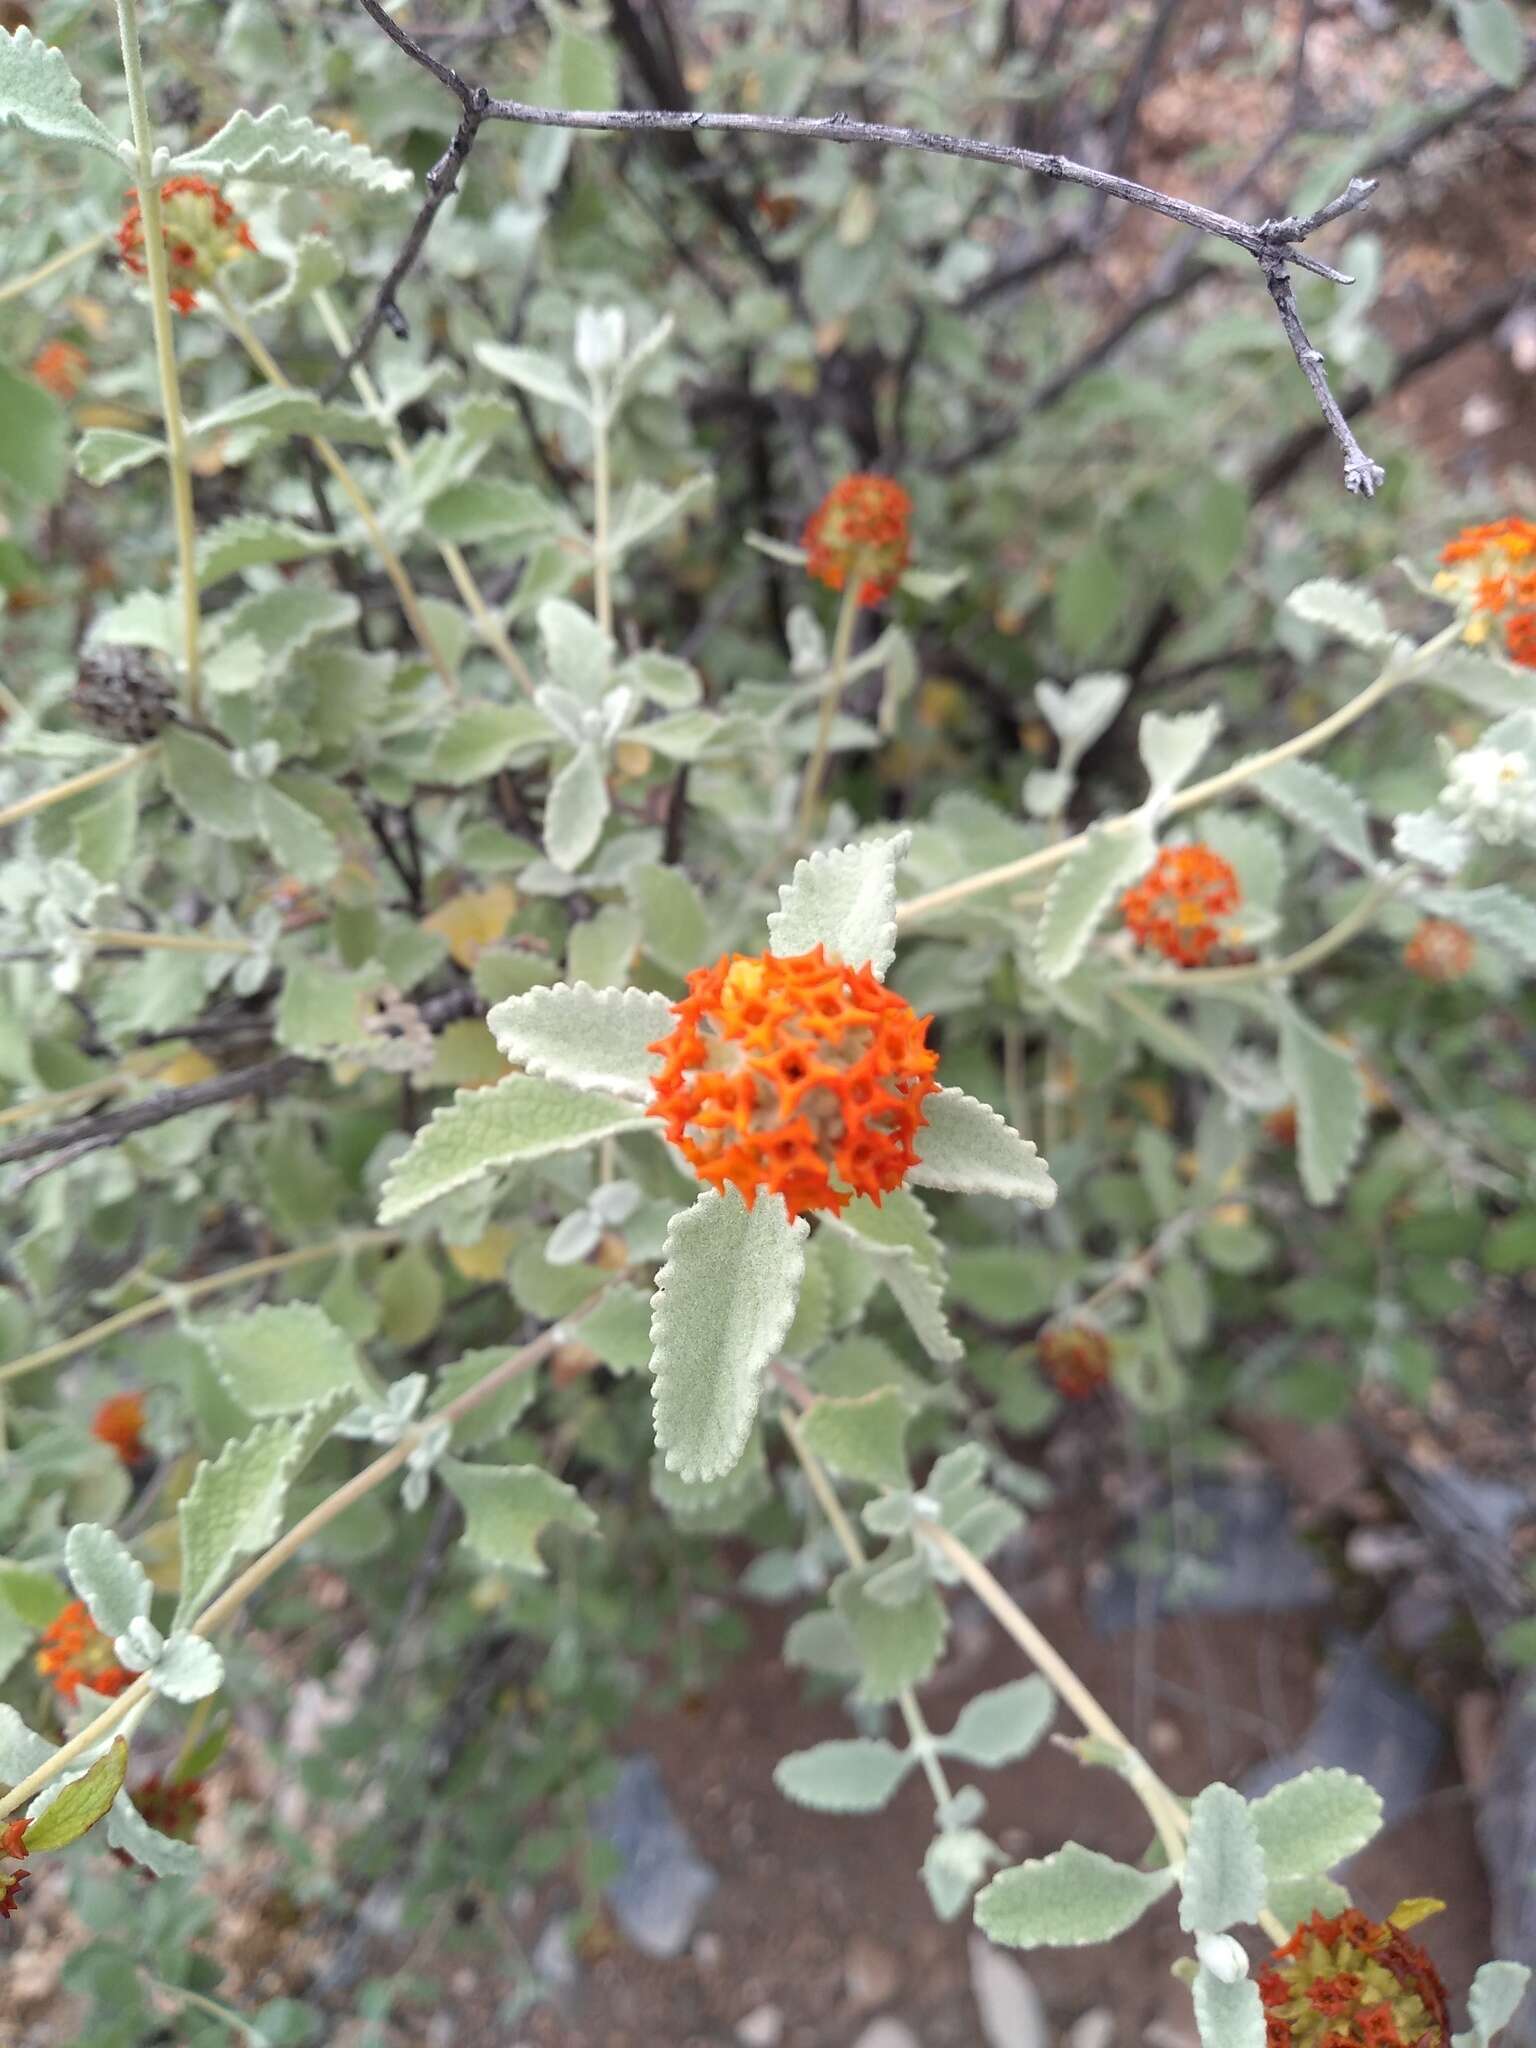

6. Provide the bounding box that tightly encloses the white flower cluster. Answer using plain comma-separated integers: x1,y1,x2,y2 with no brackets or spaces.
1441,743,1536,847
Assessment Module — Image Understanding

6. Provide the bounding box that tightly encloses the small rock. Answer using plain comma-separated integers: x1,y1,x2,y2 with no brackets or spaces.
694,1931,724,1971
845,1935,902,2011
736,2004,784,2047
969,1934,1047,2048
532,1916,578,1992
591,1754,719,1959
1067,2008,1115,2048
850,2023,924,2048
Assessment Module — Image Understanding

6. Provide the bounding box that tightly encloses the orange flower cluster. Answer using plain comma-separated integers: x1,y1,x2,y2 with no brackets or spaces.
1260,1908,1450,2048
0,1817,28,1923
35,1599,135,1707
1037,1322,1112,1400
647,946,939,1220
117,176,256,314
30,339,87,399
1403,918,1475,985
91,1390,147,1466
1436,517,1536,671
803,474,913,606
1121,844,1241,968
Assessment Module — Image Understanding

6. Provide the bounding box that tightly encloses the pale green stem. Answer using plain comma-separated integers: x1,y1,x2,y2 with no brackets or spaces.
796,573,863,842
85,926,258,956
310,289,537,696
898,620,1466,927
1128,871,1404,990
0,1230,400,1387
592,399,614,638
0,229,111,307
0,1067,151,1131
0,748,149,833
112,0,202,715
140,1978,263,2044
211,287,459,697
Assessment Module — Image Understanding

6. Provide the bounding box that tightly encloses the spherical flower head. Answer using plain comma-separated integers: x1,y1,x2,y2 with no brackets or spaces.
1441,743,1536,848
91,1389,147,1467
1261,1907,1450,2048
117,176,256,314
1435,520,1536,668
35,1598,135,1707
646,945,939,1221
802,474,913,606
1506,610,1536,670
1037,1322,1112,1399
30,339,87,399
1120,844,1241,968
1403,918,1474,985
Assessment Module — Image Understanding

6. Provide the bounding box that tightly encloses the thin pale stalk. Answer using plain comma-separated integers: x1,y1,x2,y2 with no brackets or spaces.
0,748,148,833
0,1230,400,1386
84,926,257,956
592,400,614,637
0,229,111,306
112,0,202,714
795,574,863,841
898,620,1465,926
212,288,459,696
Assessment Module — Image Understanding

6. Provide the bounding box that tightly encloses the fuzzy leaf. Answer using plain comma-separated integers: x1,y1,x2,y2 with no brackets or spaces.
1249,1768,1383,1883
1454,1961,1532,2048
1423,885,1536,966
1193,1970,1265,2048
475,343,588,417
75,429,163,486
909,1087,1056,1206
488,981,672,1101
1451,0,1526,87
1393,810,1471,877
0,26,119,157
774,1739,910,1813
196,515,337,589
423,479,557,546
188,387,392,451
1036,674,1127,758
24,1739,129,1853
1180,1783,1267,1934
544,742,610,871
197,1302,368,1417
159,726,257,839
768,830,911,980
174,1419,307,1627
377,1074,649,1224
106,1793,199,1878
64,1524,151,1641
1284,579,1396,649
799,1389,911,1490
649,1187,808,1482
0,1706,54,1783
831,1561,947,1704
977,1845,1177,1949
432,703,554,784
938,1677,1055,1768
1254,760,1374,867
0,361,68,505
1277,1005,1366,1205
256,783,340,886
1140,708,1221,802
1037,819,1156,980
822,1189,961,1364
924,1828,1006,1921
440,1459,596,1576
149,1632,224,1703
628,861,710,977
169,104,411,192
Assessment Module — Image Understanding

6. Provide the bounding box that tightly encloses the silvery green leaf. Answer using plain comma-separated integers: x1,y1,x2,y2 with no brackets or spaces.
149,1632,224,1704
1266,1874,1351,1926
106,1793,200,1878
649,1187,808,1482
377,1074,650,1224
569,902,640,985
440,1459,597,1576
799,1389,911,1490
1179,1783,1266,1934
899,565,966,602
533,683,591,746
197,1302,368,1416
622,650,702,709
746,529,809,568
488,981,672,1101
538,598,613,703
615,311,675,393
821,1189,962,1365
787,605,827,674
1284,579,1396,650
773,1738,910,1814
174,1419,309,1627
545,1210,603,1266
475,342,588,417
65,1523,152,1640
1023,768,1073,819
830,1560,947,1703
768,829,912,980
1193,1968,1264,2048
1254,759,1374,867
909,1088,1056,1207
1453,1961,1531,2048
923,1828,1005,1921
543,743,610,872
0,25,120,157
1036,818,1156,980
1451,0,1525,87
1140,708,1221,805
589,1180,641,1226
160,725,259,840
610,475,713,557
0,1706,53,1784
628,861,710,977
256,783,341,886
75,429,162,486
1036,674,1128,763
574,304,627,382
977,1844,1176,1948
1277,1003,1366,1204
1198,811,1287,913
1393,808,1472,875
169,105,411,192
938,1677,1055,1769
861,1550,931,1608
783,1610,861,1679
113,1616,163,1672
1249,1767,1383,1883
195,515,337,589
1423,885,1536,966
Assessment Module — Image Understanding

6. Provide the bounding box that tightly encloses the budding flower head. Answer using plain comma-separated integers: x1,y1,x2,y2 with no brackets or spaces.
30,339,87,399
72,644,176,745
646,946,939,1221
1120,844,1241,968
802,474,913,606
1435,518,1536,672
35,1598,135,1707
1037,1321,1112,1399
117,176,256,314
1403,918,1474,985
91,1390,147,1467
1260,1906,1449,2048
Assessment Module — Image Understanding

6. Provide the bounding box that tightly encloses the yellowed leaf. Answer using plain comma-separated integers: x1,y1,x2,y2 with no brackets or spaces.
423,884,518,968
447,1225,518,1283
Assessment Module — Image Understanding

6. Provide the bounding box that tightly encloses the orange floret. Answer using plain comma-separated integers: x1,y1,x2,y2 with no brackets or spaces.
1262,1908,1450,2048
1436,519,1536,669
646,946,939,1220
802,474,913,606
1403,918,1475,984
91,1390,147,1467
117,175,256,314
35,1599,135,1707
30,339,87,399
1120,844,1240,968
1037,1322,1112,1399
